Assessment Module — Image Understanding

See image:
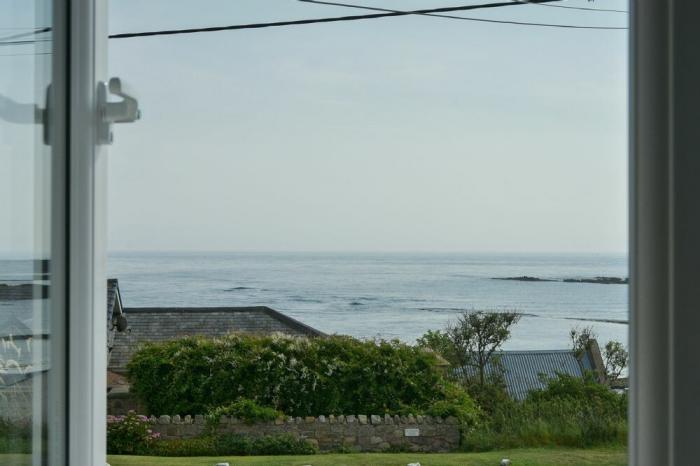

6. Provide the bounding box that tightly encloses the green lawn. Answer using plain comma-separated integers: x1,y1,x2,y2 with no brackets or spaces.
105,447,627,466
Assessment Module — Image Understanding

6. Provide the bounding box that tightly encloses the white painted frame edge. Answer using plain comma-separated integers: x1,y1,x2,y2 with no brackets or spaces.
68,0,108,464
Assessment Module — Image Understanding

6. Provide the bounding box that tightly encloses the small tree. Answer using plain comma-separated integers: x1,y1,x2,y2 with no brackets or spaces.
569,326,629,385
569,325,597,359
448,311,521,386
603,340,629,383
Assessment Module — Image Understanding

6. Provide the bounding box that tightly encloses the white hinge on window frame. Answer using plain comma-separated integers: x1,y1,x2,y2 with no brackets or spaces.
97,77,141,145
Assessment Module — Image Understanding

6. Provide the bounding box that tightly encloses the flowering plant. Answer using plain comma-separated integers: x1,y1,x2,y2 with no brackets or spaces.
107,411,160,454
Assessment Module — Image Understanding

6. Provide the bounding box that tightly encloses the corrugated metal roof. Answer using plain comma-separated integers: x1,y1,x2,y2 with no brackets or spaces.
455,350,593,400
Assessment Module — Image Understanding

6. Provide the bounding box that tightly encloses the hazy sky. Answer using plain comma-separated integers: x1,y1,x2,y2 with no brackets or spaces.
107,0,628,253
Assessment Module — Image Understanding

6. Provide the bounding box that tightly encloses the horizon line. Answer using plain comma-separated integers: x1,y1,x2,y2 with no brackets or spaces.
104,249,629,255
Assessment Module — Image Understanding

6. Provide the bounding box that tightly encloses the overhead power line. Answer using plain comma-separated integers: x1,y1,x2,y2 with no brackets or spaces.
0,27,52,43
527,1,628,13
108,0,563,39
0,51,52,57
299,0,627,30
0,39,52,47
0,0,627,47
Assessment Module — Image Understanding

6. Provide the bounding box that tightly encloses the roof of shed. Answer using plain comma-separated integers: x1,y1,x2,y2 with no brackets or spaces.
108,306,324,374
455,349,594,401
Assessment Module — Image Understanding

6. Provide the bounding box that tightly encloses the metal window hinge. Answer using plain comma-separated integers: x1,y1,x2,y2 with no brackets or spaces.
97,77,141,145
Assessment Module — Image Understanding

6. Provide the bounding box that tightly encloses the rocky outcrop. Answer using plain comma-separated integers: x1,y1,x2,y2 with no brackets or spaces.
562,277,628,285
492,276,628,285
492,276,555,282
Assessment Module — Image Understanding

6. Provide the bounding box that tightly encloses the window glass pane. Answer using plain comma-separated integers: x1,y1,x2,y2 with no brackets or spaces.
108,1,628,461
0,0,55,464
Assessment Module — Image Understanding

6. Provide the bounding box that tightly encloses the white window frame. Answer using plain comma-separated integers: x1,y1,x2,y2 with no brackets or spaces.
47,0,699,464
57,0,109,464
630,1,700,465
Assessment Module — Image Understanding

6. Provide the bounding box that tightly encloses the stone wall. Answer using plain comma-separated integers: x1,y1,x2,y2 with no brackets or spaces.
147,414,460,453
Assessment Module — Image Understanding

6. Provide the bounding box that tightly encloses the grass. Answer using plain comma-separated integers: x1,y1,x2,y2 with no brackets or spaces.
101,447,627,466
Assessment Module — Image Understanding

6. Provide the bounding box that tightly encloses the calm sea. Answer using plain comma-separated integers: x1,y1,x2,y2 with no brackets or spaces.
107,252,628,350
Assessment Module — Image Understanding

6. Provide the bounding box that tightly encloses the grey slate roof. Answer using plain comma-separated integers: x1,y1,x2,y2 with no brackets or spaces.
108,306,325,374
455,350,594,401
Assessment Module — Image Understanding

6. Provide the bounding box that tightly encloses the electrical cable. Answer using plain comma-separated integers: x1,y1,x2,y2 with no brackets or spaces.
108,0,564,39
300,0,627,29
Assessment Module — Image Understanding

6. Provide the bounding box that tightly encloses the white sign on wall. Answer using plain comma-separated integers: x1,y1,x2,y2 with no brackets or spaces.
404,428,420,437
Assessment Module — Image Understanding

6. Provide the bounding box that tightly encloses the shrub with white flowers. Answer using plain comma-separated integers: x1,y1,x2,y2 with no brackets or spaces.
128,334,477,423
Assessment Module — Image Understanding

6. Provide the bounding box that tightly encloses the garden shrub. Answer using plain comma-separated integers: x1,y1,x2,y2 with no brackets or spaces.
128,334,472,418
147,433,318,456
463,373,628,451
207,399,283,426
425,382,480,427
0,419,31,454
107,412,160,454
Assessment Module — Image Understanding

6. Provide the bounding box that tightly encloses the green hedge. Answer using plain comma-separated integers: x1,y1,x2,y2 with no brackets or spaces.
127,334,476,420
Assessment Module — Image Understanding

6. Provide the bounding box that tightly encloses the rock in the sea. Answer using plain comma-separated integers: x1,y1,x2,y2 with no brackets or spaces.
493,276,554,282
563,276,628,285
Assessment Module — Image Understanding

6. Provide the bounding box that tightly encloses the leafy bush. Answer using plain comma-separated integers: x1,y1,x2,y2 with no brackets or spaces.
207,399,283,425
425,382,480,427
147,433,317,456
0,419,31,454
465,380,513,417
107,412,160,454
416,330,460,366
463,373,627,451
128,334,471,418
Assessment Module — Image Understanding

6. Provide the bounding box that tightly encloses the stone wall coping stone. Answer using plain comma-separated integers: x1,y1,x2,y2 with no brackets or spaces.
139,414,454,426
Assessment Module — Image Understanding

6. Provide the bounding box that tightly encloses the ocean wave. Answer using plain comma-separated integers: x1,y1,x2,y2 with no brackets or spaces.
288,296,324,304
